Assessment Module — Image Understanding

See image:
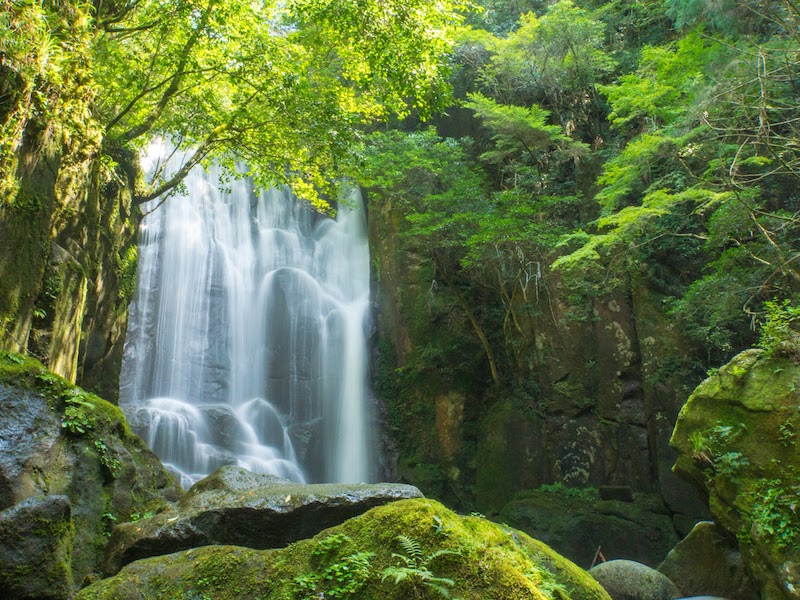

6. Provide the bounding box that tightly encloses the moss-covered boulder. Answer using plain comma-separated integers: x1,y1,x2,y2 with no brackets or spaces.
657,521,757,600
79,498,611,600
500,485,678,568
671,349,800,599
0,495,74,600
102,465,423,575
0,352,182,596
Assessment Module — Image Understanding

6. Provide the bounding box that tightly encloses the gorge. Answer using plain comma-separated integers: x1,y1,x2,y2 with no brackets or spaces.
1,0,799,597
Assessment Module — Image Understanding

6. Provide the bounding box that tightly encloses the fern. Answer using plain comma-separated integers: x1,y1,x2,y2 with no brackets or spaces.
381,535,460,599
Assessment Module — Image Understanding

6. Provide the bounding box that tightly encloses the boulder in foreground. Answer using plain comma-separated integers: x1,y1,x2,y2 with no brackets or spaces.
589,559,680,600
0,353,182,597
80,498,612,600
102,464,423,574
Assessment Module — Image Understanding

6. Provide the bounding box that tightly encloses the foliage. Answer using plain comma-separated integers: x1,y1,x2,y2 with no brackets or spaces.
292,533,375,599
479,0,616,121
758,299,800,357
380,535,460,599
751,476,800,549
94,439,122,479
89,0,472,210
536,482,599,501
688,423,750,479
116,246,139,303
61,389,97,435
0,0,98,200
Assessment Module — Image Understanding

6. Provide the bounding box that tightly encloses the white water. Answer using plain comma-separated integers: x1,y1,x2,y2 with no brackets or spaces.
120,147,373,488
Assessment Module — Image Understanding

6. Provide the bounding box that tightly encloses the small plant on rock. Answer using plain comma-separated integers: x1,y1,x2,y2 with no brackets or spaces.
759,300,800,359
381,535,460,599
61,390,96,434
292,533,374,599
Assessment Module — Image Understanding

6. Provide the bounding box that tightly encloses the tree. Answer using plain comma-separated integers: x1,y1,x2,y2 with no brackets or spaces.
90,0,472,210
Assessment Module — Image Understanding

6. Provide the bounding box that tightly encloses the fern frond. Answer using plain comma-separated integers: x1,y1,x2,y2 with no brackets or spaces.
423,548,459,565
425,581,454,598
381,566,414,585
390,552,415,568
397,534,423,565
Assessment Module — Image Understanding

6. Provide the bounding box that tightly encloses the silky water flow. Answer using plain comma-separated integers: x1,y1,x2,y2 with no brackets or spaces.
119,149,374,488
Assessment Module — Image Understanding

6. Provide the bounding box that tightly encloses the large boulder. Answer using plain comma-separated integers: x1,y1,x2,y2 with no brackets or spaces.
658,521,757,600
590,560,680,600
500,485,678,568
0,495,74,600
0,353,182,595
80,498,612,600
102,464,424,574
671,349,800,599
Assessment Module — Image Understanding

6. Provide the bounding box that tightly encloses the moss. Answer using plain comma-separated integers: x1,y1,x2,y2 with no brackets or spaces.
671,349,800,598
115,245,138,304
0,351,134,439
79,499,611,600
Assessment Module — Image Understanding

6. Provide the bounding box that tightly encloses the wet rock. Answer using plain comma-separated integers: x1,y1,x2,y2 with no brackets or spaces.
500,487,678,568
0,354,182,595
589,559,680,600
658,522,757,600
599,486,634,502
80,498,612,600
0,495,74,600
102,465,424,575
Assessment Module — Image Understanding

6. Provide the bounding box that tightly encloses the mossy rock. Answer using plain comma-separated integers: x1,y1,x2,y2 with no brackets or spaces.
671,349,800,599
0,495,74,600
78,498,611,600
102,465,423,575
500,486,678,568
657,521,757,600
0,352,182,595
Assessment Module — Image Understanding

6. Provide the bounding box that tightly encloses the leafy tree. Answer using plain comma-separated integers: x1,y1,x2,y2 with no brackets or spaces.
478,0,616,135
87,0,472,210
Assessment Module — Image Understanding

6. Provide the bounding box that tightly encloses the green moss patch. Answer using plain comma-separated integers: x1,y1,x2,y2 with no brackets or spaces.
79,498,610,600
671,349,800,598
0,352,182,591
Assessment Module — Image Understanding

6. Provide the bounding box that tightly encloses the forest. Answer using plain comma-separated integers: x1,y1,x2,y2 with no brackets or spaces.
0,0,799,598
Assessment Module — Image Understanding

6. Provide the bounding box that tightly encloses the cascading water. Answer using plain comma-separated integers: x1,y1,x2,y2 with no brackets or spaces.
119,146,374,488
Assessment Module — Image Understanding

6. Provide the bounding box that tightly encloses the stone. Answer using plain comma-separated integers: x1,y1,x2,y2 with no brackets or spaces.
599,486,634,502
590,559,681,600
101,465,424,575
500,487,678,568
0,495,74,600
79,498,612,600
671,349,800,599
658,521,757,600
0,354,182,595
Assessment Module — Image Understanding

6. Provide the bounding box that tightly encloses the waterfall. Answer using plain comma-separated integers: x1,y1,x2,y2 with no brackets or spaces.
119,146,373,488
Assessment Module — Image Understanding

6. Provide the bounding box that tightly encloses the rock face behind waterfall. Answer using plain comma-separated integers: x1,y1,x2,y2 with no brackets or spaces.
81,498,611,600
102,465,424,575
0,353,182,599
671,349,800,599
